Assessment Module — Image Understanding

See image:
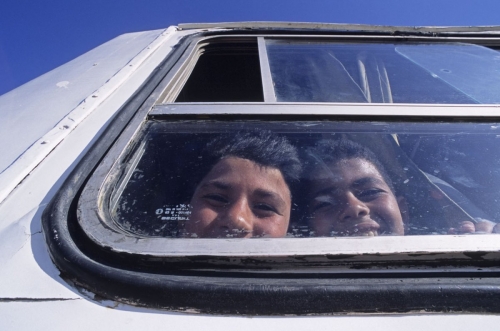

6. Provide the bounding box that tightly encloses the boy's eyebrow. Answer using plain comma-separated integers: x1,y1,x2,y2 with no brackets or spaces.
311,186,338,198
199,180,231,190
253,189,288,213
200,182,288,201
311,177,387,197
254,188,287,203
352,177,387,187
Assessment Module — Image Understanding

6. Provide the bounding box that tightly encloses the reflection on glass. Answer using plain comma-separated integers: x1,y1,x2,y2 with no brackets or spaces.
265,40,500,104
396,44,500,104
111,121,500,238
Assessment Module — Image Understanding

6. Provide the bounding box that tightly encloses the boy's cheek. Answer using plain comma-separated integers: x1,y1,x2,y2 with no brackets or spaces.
310,216,334,236
186,209,215,232
255,217,289,237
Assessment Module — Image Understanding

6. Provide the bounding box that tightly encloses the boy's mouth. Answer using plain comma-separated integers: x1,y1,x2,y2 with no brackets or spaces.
343,219,381,237
359,230,378,236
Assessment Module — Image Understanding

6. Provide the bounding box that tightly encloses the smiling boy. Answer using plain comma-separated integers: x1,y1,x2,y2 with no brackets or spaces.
185,130,302,238
304,139,408,237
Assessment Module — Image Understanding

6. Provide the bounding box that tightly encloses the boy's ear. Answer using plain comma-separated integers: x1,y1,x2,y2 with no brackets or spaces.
397,196,410,225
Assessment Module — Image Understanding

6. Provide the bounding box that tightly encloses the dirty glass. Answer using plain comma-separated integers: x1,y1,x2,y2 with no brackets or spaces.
265,40,500,104
111,120,500,238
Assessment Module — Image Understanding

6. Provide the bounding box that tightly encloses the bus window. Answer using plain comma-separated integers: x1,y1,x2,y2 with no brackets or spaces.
104,120,500,239
265,40,500,104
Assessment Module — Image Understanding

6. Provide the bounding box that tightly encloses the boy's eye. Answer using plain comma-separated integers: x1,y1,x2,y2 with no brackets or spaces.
311,195,336,212
203,194,228,206
357,188,385,200
312,202,330,212
253,203,280,216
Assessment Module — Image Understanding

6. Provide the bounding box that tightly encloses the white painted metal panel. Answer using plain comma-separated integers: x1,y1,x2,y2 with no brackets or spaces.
0,30,162,175
0,27,195,204
1,300,499,331
0,27,199,299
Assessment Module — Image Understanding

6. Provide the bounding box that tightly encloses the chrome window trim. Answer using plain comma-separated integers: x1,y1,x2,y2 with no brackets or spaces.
178,22,500,35
151,103,500,117
180,32,500,45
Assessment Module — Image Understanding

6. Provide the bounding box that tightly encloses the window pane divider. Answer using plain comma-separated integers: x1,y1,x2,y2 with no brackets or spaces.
258,37,277,102
151,102,500,117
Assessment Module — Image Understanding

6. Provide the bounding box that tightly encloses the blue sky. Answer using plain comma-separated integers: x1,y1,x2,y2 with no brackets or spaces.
1,0,500,96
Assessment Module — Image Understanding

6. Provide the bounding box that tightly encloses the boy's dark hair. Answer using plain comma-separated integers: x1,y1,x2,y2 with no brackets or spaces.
192,130,302,192
304,139,395,193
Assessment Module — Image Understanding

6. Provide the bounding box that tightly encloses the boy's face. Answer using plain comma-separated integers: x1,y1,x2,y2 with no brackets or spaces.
186,157,291,238
308,158,406,237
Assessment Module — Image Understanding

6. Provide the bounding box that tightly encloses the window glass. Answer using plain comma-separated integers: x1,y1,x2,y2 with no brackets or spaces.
111,120,500,239
265,40,500,104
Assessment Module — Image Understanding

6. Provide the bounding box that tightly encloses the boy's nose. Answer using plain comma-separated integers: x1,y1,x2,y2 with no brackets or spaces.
339,193,369,221
219,198,253,237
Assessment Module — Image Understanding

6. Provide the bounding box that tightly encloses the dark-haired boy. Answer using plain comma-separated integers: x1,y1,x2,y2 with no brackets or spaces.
304,139,408,237
184,130,302,238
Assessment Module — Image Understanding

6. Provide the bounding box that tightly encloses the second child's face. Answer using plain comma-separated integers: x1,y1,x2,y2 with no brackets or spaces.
186,157,291,238
308,158,406,237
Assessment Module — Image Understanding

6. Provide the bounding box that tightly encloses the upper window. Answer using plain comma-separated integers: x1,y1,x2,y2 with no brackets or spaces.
174,38,500,104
